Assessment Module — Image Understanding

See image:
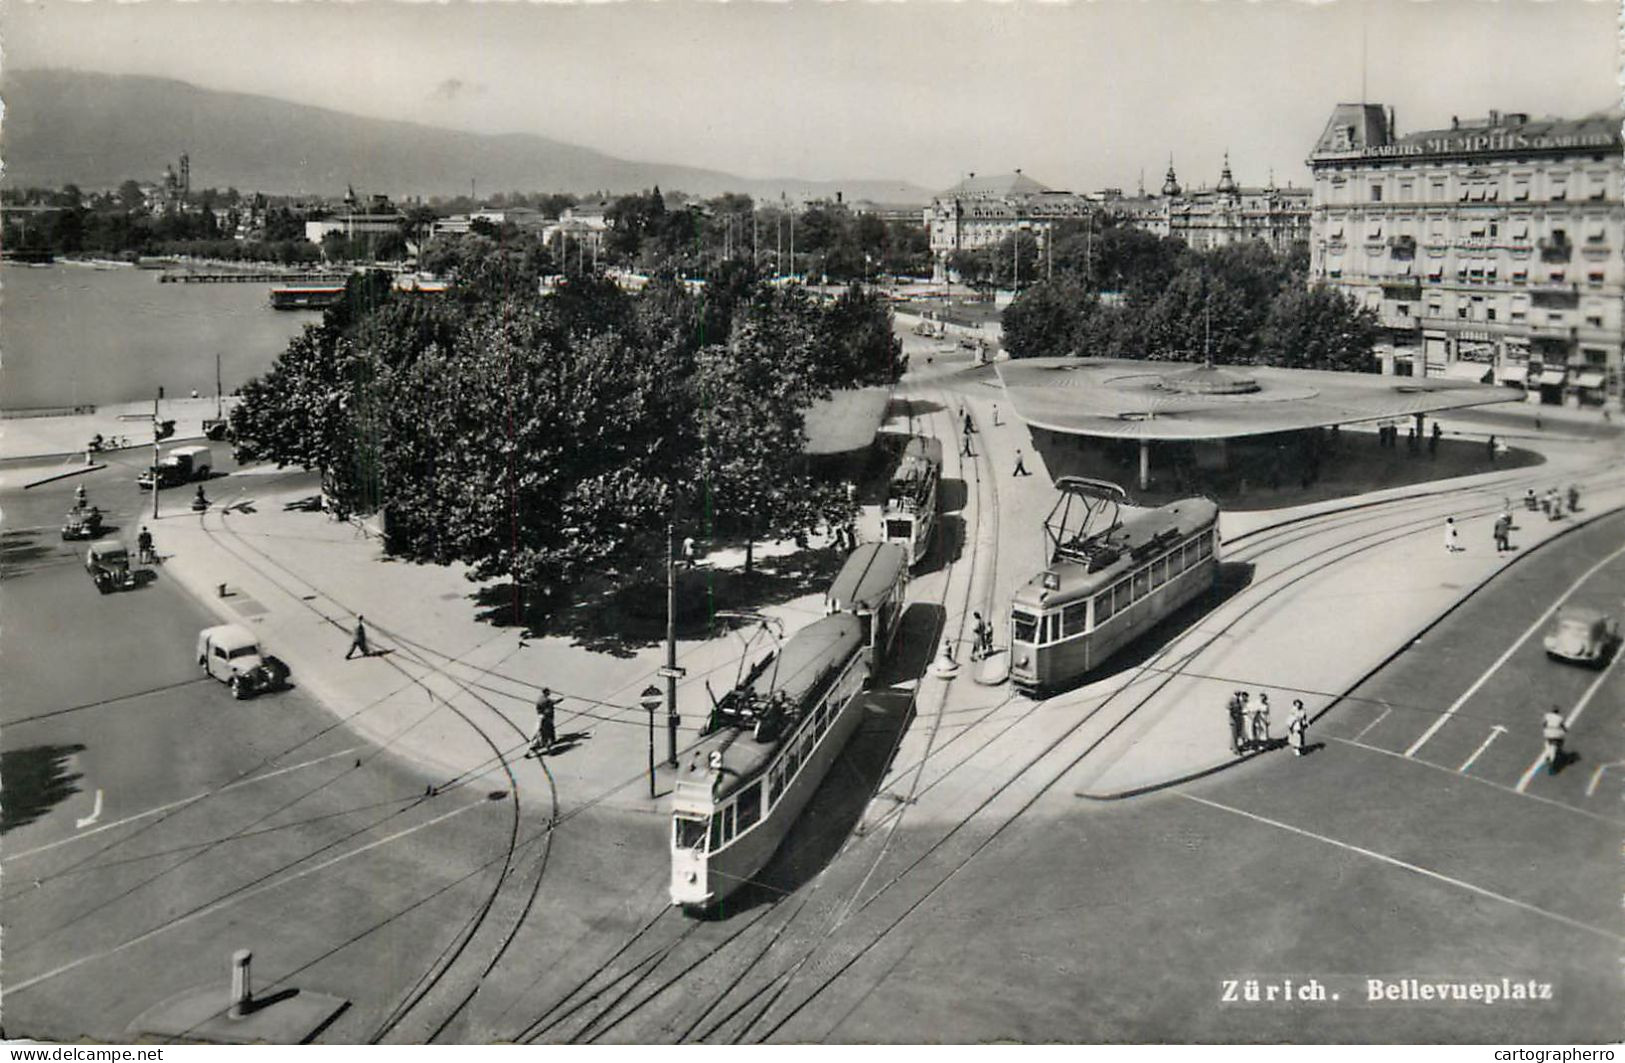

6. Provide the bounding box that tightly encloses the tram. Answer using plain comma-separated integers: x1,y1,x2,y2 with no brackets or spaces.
1008,478,1219,695
670,542,910,910
882,436,943,566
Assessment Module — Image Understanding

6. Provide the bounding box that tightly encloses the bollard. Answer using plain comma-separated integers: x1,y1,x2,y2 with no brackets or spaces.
229,949,253,1018
85,450,94,466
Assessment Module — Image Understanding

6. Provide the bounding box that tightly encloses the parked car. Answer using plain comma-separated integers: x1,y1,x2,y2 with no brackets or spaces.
85,540,136,593
196,624,285,699
1543,606,1619,666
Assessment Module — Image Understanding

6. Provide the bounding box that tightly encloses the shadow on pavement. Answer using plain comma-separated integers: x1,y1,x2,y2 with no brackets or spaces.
911,513,964,578
938,477,968,514
1,743,86,834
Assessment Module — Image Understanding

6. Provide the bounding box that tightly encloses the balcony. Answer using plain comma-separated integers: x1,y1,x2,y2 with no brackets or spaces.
1530,287,1580,310
1539,240,1573,264
1387,235,1417,261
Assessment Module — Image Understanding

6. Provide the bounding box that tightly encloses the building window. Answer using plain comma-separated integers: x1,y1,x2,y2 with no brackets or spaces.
1589,174,1608,200
1486,307,1496,322
1371,184,1383,202
1550,178,1568,201
1431,180,1447,200
1489,222,1499,238
1588,271,1605,286
1513,180,1530,201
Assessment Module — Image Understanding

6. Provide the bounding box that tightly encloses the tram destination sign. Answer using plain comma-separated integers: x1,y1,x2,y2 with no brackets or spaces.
1314,129,1621,162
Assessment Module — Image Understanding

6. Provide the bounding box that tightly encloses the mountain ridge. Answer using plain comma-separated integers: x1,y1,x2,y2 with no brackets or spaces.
0,69,932,204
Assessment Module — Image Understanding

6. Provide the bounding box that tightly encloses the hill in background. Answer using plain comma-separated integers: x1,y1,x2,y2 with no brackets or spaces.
0,69,931,205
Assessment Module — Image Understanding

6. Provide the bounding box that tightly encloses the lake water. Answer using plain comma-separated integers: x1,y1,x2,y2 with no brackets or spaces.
0,262,321,411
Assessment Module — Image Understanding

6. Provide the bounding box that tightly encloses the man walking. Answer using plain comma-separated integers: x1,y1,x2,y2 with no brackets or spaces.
1253,691,1272,747
1443,517,1461,553
1542,706,1568,775
1288,699,1309,756
1012,449,1030,477
137,526,155,565
1227,691,1246,755
971,612,993,660
345,615,370,660
531,688,559,758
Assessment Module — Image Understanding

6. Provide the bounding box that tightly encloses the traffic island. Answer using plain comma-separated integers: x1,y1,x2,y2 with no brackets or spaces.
129,950,348,1045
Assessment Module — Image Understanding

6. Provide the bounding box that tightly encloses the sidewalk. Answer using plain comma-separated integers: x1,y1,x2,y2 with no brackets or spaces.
154,470,840,813
1,397,237,465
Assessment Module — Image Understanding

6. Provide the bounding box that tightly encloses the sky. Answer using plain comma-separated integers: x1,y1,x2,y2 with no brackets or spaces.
3,0,1619,195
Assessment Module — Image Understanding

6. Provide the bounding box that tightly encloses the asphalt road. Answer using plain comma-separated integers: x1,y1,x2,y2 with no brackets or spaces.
0,457,527,1043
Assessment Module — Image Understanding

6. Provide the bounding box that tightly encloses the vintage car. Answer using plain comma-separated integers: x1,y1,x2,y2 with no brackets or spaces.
1543,606,1619,666
85,540,136,593
196,624,286,699
61,506,105,541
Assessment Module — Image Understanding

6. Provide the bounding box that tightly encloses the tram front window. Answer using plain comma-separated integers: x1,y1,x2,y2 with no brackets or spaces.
1011,610,1039,644
674,815,709,851
886,518,913,540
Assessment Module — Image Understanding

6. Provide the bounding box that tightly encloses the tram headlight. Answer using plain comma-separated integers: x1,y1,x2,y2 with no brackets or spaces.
687,872,698,883
1017,655,1029,669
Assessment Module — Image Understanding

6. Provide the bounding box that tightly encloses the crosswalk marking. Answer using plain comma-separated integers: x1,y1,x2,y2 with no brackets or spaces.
1405,541,1625,759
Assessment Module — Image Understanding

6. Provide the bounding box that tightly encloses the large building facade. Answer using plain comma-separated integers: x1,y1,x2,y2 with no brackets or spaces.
926,172,1092,281
1307,104,1624,406
1097,160,1311,252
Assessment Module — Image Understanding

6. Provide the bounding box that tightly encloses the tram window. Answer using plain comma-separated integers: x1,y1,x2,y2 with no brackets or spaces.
1113,582,1132,613
1062,601,1090,637
1133,570,1150,599
1199,533,1213,560
1169,549,1185,576
886,519,912,540
1011,610,1039,643
768,764,785,805
675,815,708,850
1151,558,1167,589
709,811,724,851
859,614,874,648
1095,592,1115,624
736,782,762,832
1183,542,1197,568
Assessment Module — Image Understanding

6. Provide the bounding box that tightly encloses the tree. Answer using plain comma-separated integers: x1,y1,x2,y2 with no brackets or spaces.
1258,283,1380,372
1002,277,1098,359
118,180,146,213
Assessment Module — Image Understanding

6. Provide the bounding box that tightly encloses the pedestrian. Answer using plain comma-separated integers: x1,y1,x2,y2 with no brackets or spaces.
961,432,975,459
1236,691,1253,751
1443,516,1460,553
1227,691,1246,755
1288,699,1308,756
1407,426,1418,454
1429,421,1442,456
1567,484,1581,513
531,688,559,757
1541,706,1567,775
971,612,990,661
74,483,88,507
345,615,370,660
682,536,697,569
137,526,154,564
1487,434,1498,462
963,409,975,436
992,403,1001,426
1492,513,1509,553
1012,449,1030,477
1253,692,1272,746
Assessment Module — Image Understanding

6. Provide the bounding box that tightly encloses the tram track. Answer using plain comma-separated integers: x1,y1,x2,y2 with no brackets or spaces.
733,467,1625,1041
502,381,990,1044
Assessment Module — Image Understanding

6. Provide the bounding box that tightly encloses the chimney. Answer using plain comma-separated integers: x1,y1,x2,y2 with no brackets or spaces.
1451,116,1460,130
1488,109,1501,125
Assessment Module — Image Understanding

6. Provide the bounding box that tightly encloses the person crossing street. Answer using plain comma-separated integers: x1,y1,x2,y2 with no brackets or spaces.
531,688,559,757
345,615,370,660
1541,706,1568,775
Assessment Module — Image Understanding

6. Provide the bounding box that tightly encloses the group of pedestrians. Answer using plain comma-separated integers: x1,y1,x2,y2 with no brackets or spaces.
1227,691,1311,756
969,612,996,661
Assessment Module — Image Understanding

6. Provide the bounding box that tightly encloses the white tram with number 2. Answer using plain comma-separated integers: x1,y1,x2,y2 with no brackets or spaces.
1009,478,1220,695
670,542,910,910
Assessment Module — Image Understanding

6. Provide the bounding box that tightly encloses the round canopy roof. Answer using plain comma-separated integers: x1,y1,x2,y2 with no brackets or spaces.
997,358,1520,441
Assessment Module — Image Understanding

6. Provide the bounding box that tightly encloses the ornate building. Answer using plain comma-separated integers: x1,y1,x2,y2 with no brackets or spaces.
1099,159,1311,253
1307,103,1623,406
926,171,1093,281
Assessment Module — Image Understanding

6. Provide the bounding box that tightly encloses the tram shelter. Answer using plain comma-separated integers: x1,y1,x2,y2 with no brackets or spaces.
996,358,1524,495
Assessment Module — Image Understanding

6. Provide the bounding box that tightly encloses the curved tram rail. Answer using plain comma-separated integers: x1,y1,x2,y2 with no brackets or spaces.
671,542,910,910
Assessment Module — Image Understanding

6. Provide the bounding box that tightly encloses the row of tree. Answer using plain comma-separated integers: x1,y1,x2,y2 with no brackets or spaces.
230,264,903,622
999,219,1380,371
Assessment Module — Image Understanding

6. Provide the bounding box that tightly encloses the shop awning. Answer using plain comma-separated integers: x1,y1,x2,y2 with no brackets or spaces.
1499,365,1528,384
1574,371,1606,389
1438,362,1493,383
1538,368,1568,386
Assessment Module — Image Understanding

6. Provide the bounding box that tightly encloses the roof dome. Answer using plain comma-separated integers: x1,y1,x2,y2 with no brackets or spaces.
1157,364,1261,395
1215,152,1238,195
1161,159,1181,198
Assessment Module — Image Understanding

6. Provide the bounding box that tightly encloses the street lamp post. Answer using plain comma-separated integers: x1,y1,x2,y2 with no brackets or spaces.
640,684,662,798
661,525,685,767
151,390,161,520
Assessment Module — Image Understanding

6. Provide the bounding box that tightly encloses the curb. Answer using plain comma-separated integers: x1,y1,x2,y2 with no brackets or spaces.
22,463,106,488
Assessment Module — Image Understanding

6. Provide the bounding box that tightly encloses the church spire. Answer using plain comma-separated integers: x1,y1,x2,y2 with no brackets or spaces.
1161,156,1181,198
